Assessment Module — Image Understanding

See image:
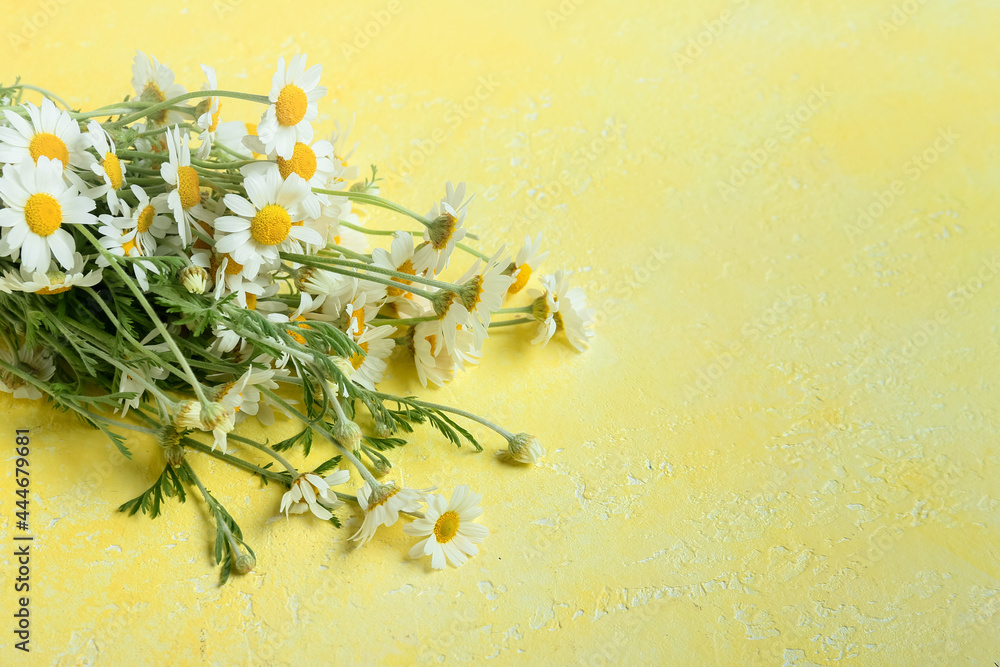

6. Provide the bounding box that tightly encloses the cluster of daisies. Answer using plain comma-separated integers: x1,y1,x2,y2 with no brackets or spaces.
0,53,592,573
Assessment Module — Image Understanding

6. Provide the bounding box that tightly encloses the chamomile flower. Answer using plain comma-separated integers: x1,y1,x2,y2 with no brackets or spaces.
157,126,211,247
341,324,396,390
0,344,55,400
424,181,472,274
280,469,350,520
0,157,97,273
409,319,481,388
507,232,548,296
351,481,428,545
85,120,127,214
95,208,163,290
242,137,339,220
118,364,168,417
257,54,326,159
0,252,102,295
194,64,222,159
403,485,488,569
126,185,174,252
214,165,323,279
131,51,187,126
496,433,545,465
456,247,513,343
532,271,595,351
0,98,92,171
174,399,236,454
371,232,436,299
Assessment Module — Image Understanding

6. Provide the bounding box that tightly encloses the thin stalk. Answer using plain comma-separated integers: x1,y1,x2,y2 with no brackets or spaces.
182,437,289,484
311,187,431,227
111,90,271,128
375,391,514,441
225,433,299,476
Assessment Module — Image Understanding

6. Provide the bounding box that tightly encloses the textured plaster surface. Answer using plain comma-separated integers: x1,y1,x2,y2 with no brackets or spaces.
1,0,999,664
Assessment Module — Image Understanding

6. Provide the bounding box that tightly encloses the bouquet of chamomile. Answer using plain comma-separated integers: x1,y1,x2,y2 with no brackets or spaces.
0,53,594,581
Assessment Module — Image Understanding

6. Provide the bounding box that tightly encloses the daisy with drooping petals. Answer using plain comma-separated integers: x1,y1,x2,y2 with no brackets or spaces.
351,481,428,545
0,344,55,400
280,469,350,520
131,51,187,126
157,126,211,247
507,232,548,296
118,363,168,417
257,54,326,159
532,271,595,351
195,64,222,159
214,165,323,279
424,181,472,274
341,324,396,390
0,157,97,273
410,320,456,388
403,485,488,569
0,98,92,172
0,252,102,295
457,247,513,343
85,120,127,214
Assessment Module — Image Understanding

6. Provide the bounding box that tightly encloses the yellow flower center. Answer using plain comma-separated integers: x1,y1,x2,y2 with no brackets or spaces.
245,293,258,310
289,316,312,345
192,220,214,250
210,102,221,132
28,132,69,167
277,142,317,180
275,85,308,127
387,259,415,297
508,264,531,295
102,152,124,190
136,205,156,233
349,341,370,370
24,193,62,237
176,166,201,209
553,311,565,332
433,511,461,543
122,236,140,256
140,82,168,124
250,204,292,246
224,254,244,276
36,272,71,295
349,306,365,334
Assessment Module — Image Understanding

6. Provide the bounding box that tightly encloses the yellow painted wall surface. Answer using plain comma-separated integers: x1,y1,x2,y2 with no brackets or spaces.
1,0,999,664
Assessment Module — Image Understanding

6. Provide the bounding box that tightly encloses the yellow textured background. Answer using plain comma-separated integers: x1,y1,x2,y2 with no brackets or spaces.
1,0,999,664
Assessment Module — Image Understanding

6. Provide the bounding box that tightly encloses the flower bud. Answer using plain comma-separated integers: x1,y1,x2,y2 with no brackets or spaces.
180,266,210,294
371,458,392,478
233,553,256,575
374,419,395,439
164,444,186,468
333,418,363,454
426,211,458,249
496,432,544,464
174,400,202,430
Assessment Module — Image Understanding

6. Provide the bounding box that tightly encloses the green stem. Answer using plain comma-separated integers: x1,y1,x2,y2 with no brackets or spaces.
225,433,299,476
182,437,288,483
111,90,271,128
311,187,431,227
280,254,440,300
375,391,514,441
78,226,210,407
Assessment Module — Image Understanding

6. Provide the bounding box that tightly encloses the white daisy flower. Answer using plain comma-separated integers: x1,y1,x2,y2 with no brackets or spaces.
424,181,472,274
0,252,102,295
0,98,92,171
403,485,488,569
257,54,326,160
174,399,235,454
157,126,211,247
280,469,350,520
131,51,187,126
409,319,481,388
213,165,323,279
242,137,340,220
194,64,222,159
85,120,127,214
508,232,548,296
532,271,595,351
371,231,436,299
126,185,174,252
118,364,168,417
342,324,396,390
95,209,163,291
0,157,97,273
351,481,428,545
0,344,55,400
456,247,513,344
